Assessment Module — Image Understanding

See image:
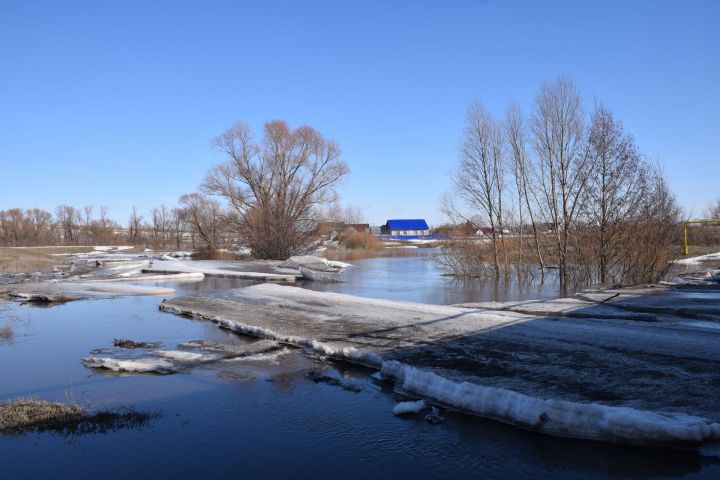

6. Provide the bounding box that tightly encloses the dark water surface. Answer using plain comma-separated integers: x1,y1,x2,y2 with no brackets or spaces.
1,255,719,479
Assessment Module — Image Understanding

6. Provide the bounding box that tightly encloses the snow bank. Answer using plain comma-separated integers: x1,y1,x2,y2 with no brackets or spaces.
381,361,720,445
393,399,427,415
675,251,720,265
81,357,177,374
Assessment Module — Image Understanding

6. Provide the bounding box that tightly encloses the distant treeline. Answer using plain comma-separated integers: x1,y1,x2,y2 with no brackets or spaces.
0,197,233,252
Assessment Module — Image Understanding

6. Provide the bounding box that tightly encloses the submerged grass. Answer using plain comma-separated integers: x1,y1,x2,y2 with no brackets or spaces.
0,398,158,435
113,338,162,349
0,323,12,343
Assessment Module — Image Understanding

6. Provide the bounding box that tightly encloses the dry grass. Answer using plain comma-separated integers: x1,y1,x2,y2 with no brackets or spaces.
193,249,237,260
0,248,64,274
0,398,157,435
0,398,85,432
340,232,384,250
113,338,162,349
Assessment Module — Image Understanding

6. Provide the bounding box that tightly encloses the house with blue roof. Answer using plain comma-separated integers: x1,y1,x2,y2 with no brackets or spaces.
381,219,430,237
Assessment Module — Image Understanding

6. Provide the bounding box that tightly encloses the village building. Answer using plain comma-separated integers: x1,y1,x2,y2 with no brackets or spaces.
380,219,430,237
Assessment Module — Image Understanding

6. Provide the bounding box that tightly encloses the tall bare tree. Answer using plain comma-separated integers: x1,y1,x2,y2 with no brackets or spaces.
445,100,506,276
204,120,349,259
505,102,544,268
530,77,591,286
128,206,143,245
55,205,81,244
583,105,645,283
178,193,223,252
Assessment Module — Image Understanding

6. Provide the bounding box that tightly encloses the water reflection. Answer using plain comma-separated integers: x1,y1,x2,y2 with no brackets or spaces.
304,249,563,304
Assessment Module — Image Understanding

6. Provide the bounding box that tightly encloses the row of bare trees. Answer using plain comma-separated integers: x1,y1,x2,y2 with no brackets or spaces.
2,120,349,259
0,206,119,247
0,198,230,252
442,77,682,286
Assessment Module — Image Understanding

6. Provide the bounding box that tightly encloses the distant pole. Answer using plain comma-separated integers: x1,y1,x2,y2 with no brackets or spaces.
683,219,720,256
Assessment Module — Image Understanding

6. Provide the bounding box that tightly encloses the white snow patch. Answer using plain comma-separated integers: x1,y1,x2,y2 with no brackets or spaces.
393,399,427,415
381,361,720,444
81,357,176,373
277,255,351,271
675,251,720,265
94,246,134,252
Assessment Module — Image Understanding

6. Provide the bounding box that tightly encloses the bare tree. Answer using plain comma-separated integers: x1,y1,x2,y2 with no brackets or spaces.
445,100,506,276
55,205,81,244
583,105,645,283
150,205,172,249
128,206,143,245
178,193,223,252
204,120,349,259
620,167,682,283
171,207,187,249
320,201,366,224
505,102,544,268
530,77,591,286
706,199,720,220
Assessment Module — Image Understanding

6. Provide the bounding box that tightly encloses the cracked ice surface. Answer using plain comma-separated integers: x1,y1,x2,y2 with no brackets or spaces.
1,281,175,302
160,283,720,446
143,259,300,282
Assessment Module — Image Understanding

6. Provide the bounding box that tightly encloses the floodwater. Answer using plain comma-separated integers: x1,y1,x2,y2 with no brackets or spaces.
1,254,719,479
306,248,563,304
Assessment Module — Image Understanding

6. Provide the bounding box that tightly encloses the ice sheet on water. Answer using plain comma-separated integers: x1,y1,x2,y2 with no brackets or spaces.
381,361,720,445
393,400,427,415
153,350,219,363
81,357,177,374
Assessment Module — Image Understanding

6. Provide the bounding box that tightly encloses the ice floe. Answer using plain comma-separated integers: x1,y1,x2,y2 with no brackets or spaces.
1,281,174,303
393,399,427,415
277,255,351,272
81,357,177,374
143,260,300,282
160,284,720,446
153,350,218,363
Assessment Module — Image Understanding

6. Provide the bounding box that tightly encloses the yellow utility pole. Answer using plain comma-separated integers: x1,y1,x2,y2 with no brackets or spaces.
683,219,720,256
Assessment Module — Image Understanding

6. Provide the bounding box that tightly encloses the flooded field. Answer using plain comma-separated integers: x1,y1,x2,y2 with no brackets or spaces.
1,254,720,479
304,248,563,304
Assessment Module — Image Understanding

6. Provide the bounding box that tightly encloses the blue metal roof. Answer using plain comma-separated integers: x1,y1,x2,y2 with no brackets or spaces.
386,219,429,230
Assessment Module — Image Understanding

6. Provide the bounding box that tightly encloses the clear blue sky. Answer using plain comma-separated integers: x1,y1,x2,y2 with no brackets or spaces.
1,0,718,226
